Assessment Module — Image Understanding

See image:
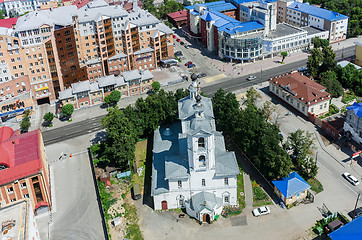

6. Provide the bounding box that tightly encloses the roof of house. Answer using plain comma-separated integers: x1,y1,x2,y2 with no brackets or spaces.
266,23,305,39
272,172,311,198
71,80,91,93
0,127,43,186
269,72,331,106
288,2,348,21
329,215,362,240
337,60,361,70
58,88,73,100
189,191,223,212
207,2,236,12
346,102,362,118
72,0,92,8
0,17,18,29
167,10,188,22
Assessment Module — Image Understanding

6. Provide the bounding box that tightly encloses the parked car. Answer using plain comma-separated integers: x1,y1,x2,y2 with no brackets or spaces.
252,206,270,217
180,41,185,45
179,56,186,60
298,67,308,72
348,207,362,219
247,75,257,81
187,64,196,68
198,73,207,78
185,45,189,49
175,51,183,56
185,61,193,66
173,34,176,38
342,172,360,186
177,38,181,42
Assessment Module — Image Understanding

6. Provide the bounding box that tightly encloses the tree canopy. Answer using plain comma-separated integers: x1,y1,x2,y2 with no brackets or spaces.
43,112,54,123
20,110,31,133
104,90,121,106
285,129,318,180
152,81,161,92
281,51,288,63
62,104,74,117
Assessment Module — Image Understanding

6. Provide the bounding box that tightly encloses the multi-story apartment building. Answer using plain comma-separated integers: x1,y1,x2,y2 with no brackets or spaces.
280,1,348,43
0,126,51,215
0,0,173,117
185,0,347,62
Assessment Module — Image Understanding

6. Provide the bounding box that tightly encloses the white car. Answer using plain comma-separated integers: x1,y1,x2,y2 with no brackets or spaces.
247,75,257,81
342,172,360,186
252,206,270,217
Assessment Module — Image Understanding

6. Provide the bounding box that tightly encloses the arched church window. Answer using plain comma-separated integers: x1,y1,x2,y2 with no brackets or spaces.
199,155,206,167
198,137,205,148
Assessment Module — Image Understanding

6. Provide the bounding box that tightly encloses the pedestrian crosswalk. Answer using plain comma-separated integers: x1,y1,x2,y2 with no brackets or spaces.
203,74,227,83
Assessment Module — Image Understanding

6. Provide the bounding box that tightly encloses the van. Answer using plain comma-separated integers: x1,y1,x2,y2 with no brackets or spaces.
132,183,141,200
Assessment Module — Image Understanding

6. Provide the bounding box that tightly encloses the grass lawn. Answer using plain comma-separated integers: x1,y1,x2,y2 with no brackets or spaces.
133,140,147,186
251,180,273,207
307,178,324,194
237,166,245,209
123,202,143,240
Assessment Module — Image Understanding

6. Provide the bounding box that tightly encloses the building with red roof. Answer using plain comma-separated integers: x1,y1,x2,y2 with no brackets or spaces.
0,127,51,215
72,0,92,8
0,17,18,29
269,71,331,117
167,10,187,28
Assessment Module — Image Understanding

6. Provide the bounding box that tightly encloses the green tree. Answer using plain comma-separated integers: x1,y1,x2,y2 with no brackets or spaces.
281,51,288,63
20,111,31,133
319,71,344,97
312,37,321,48
307,48,323,79
152,81,161,92
320,46,336,73
320,39,329,48
102,107,136,169
0,10,6,19
104,90,121,106
43,112,54,124
212,88,240,134
286,130,318,180
62,104,74,118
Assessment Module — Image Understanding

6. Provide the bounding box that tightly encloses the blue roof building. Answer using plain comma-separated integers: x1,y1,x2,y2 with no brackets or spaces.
272,172,311,205
329,215,362,240
288,2,348,22
344,102,362,145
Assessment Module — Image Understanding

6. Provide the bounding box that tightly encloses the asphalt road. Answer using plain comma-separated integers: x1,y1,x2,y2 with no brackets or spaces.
42,46,355,145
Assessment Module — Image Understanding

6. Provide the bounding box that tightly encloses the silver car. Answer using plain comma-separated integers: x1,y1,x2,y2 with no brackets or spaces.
247,75,257,81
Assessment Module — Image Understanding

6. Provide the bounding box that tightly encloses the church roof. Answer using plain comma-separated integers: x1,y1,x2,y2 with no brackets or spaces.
189,191,223,213
178,95,214,120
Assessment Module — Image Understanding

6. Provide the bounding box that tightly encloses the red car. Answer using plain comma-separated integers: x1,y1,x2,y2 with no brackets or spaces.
185,61,193,66
177,38,181,42
173,35,176,38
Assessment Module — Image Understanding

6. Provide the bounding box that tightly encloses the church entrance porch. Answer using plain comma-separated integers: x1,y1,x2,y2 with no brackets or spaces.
202,213,211,223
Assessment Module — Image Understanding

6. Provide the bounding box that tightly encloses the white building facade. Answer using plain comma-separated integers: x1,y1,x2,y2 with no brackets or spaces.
151,75,240,223
344,103,362,144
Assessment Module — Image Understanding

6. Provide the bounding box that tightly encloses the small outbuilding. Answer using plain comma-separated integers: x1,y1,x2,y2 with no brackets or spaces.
272,172,311,206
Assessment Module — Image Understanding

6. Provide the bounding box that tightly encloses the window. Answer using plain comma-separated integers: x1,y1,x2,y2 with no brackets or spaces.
202,179,205,187
7,187,14,193
224,196,229,203
178,180,182,189
199,155,206,167
224,177,229,186
20,182,27,189
23,194,29,198
198,137,205,148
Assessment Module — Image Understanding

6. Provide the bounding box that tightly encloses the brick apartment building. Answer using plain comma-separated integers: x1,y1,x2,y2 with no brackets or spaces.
0,0,173,120
0,126,51,215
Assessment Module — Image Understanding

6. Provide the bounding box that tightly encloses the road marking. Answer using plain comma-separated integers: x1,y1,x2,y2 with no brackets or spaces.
203,74,227,83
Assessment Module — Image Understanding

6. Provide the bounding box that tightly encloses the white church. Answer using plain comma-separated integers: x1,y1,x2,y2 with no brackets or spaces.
151,74,240,223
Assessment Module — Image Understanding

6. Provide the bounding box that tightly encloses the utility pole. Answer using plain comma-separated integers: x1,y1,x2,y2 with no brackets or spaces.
352,193,361,220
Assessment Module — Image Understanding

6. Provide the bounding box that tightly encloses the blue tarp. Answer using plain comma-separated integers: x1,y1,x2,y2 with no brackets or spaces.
117,171,131,179
272,172,311,199
329,216,362,240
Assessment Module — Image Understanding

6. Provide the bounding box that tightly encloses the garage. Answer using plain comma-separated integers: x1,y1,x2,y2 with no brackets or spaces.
37,97,50,105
